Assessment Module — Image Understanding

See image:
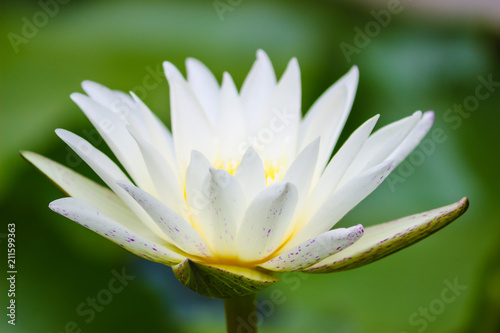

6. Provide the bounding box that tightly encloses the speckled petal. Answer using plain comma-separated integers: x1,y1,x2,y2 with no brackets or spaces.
304,198,469,273
49,197,185,265
119,182,213,258
236,182,298,262
198,168,247,256
260,224,364,272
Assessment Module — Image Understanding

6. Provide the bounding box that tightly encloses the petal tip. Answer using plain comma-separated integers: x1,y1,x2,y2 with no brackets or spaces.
423,110,435,122
81,80,99,91
70,92,86,103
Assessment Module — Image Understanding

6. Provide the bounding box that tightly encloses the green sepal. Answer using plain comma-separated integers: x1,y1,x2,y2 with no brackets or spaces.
172,259,280,298
305,197,469,273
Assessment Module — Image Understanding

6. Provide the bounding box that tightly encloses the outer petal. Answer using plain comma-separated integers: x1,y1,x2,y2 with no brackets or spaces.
20,151,143,232
240,49,276,134
49,198,185,265
260,224,364,272
71,92,154,192
298,66,359,180
304,198,469,273
186,57,220,125
172,259,279,298
119,183,212,258
234,147,266,203
55,129,165,238
236,182,298,262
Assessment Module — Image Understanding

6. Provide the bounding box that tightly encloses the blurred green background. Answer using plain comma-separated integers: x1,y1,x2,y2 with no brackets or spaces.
1,0,499,332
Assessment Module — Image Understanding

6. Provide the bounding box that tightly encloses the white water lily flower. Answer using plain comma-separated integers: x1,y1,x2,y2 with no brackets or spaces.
22,50,468,298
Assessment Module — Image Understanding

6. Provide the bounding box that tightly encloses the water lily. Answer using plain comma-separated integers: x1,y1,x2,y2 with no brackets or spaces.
22,50,468,333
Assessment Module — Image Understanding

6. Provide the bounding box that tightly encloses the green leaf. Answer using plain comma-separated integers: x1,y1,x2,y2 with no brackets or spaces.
172,259,280,298
304,198,469,273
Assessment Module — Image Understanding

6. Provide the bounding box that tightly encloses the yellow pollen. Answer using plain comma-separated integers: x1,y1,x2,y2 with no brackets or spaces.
263,159,286,186
211,156,287,186
212,158,240,175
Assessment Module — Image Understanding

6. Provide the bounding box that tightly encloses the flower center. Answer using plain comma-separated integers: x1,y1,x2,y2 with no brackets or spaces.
262,159,286,186
212,158,239,176
211,157,287,186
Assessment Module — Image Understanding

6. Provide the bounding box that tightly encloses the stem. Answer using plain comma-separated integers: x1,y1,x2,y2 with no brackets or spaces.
224,293,258,333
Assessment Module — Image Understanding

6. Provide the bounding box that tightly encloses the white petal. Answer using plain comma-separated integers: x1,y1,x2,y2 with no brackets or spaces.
259,57,301,161
55,129,165,238
71,92,154,192
387,111,434,165
186,57,220,125
305,115,379,218
130,92,177,176
198,168,246,256
81,81,131,122
341,111,421,185
185,150,212,231
283,138,319,208
119,182,212,258
236,182,298,262
82,82,150,140
240,50,277,134
21,151,142,232
287,159,395,250
216,72,248,161
163,61,185,81
164,62,215,172
128,127,187,219
234,147,266,203
49,198,185,265
298,66,359,180
260,224,364,272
